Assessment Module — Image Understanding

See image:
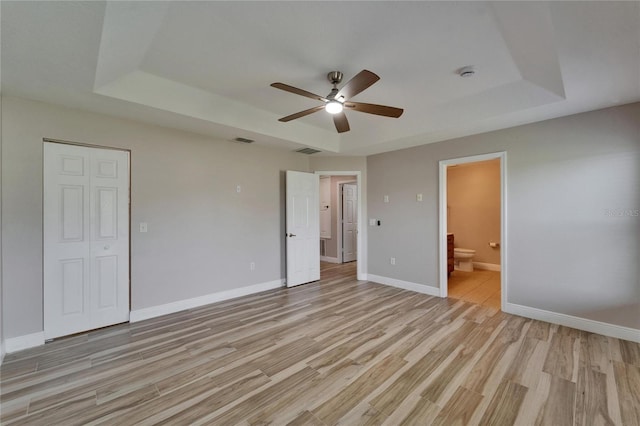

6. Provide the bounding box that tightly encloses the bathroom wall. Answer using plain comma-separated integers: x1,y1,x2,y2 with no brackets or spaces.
447,159,501,266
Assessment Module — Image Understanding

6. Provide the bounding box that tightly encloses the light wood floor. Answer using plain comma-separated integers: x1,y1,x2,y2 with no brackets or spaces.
448,269,501,310
2,262,639,425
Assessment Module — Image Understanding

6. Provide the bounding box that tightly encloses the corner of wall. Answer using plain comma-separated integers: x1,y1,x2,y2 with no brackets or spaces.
504,302,640,343
367,274,441,297
5,332,45,354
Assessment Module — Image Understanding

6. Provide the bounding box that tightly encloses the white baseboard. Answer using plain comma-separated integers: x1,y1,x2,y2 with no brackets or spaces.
473,262,501,272
320,256,340,264
130,279,285,323
504,302,640,343
367,274,440,297
5,332,45,354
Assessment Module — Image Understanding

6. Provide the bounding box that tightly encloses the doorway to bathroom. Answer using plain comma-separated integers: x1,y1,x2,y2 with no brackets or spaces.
438,152,506,311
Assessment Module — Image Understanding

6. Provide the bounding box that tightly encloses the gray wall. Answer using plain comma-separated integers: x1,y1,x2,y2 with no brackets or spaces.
1,96,309,339
3,95,638,340
368,103,640,329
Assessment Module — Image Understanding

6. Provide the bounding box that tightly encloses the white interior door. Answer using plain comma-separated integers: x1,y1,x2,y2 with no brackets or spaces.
44,142,130,339
286,171,319,287
342,183,358,263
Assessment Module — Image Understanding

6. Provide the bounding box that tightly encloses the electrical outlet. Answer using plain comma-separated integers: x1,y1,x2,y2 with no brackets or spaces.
250,262,255,271
369,218,376,226
390,257,396,265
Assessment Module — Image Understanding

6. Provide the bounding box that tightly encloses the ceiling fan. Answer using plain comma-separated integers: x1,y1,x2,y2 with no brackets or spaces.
271,70,404,133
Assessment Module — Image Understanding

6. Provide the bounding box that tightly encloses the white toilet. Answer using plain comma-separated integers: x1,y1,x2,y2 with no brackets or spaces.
454,248,476,272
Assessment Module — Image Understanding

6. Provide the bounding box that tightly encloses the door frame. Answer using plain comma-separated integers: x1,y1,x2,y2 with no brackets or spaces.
438,152,507,310
315,171,363,279
42,138,132,334
338,181,357,263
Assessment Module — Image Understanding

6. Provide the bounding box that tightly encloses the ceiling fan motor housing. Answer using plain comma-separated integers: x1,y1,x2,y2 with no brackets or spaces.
327,71,343,85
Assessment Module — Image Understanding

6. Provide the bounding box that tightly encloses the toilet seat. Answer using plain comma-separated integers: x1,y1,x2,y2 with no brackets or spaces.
454,248,475,254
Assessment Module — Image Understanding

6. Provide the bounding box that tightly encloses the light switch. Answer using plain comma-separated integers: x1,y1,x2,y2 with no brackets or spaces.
383,195,389,203
140,222,148,233
369,219,376,226
417,193,423,202
236,185,242,193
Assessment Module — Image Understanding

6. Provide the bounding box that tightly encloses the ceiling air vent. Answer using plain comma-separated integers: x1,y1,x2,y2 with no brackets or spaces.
233,137,255,144
295,148,321,155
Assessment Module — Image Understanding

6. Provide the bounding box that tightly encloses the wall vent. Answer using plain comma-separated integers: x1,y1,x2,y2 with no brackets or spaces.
233,137,255,144
295,148,321,155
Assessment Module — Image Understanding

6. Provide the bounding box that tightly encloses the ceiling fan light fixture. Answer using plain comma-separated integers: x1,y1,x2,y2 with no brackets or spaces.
325,100,343,114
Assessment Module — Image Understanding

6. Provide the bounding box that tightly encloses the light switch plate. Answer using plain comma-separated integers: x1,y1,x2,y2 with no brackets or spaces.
417,193,423,201
383,195,389,203
369,219,376,226
140,222,148,233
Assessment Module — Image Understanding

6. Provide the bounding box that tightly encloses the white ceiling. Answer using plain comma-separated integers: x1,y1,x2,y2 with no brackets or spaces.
2,1,639,156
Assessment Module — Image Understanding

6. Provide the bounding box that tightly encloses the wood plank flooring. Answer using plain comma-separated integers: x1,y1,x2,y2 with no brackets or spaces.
2,262,639,425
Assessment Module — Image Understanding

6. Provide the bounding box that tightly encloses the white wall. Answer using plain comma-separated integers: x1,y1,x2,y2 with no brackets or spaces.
368,103,640,331
1,96,309,340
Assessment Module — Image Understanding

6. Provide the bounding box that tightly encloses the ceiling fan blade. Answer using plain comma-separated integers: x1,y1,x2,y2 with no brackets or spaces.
336,70,380,100
278,105,325,122
333,112,350,133
271,82,328,102
344,102,404,118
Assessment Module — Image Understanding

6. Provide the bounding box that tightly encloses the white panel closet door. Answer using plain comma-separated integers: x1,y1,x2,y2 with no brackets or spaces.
44,142,130,339
286,171,320,287
342,183,358,263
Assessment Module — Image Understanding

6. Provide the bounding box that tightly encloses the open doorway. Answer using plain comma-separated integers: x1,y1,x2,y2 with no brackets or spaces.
439,152,506,311
317,172,360,280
